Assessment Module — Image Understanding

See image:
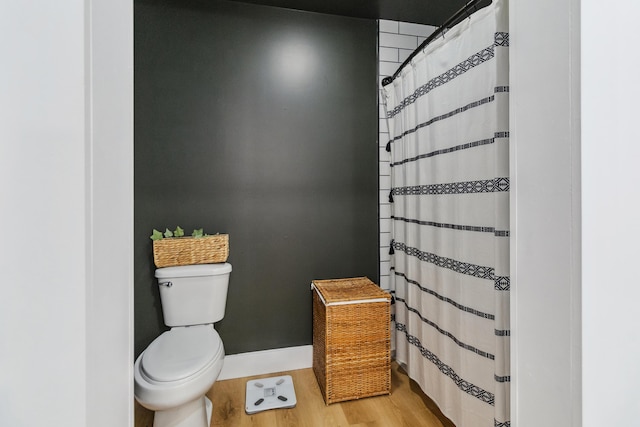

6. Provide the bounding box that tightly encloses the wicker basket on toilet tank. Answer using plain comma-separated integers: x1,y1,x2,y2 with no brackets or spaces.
152,234,228,268
311,277,391,404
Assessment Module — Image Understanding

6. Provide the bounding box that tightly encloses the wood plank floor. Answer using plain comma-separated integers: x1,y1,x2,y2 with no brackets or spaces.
135,362,455,427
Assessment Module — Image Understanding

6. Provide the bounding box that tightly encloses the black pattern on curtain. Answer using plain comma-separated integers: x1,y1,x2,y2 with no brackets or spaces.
382,1,510,426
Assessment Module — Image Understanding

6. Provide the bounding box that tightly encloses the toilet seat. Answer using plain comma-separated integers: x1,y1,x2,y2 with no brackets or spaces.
141,325,222,383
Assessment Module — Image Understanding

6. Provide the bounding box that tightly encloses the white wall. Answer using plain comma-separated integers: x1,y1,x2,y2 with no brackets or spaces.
582,2,640,426
85,1,134,426
512,0,640,424
509,0,582,425
1,3,87,424
0,1,133,426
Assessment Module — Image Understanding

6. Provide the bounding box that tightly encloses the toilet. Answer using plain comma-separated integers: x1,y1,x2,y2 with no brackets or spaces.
134,263,232,427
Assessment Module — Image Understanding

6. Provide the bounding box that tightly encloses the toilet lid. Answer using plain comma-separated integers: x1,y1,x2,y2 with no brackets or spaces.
141,325,222,382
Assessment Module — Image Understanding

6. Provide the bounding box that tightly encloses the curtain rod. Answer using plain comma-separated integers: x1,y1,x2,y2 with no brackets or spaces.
381,0,485,87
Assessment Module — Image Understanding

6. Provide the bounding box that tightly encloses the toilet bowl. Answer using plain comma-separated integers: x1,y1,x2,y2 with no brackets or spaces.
134,263,232,427
134,325,224,427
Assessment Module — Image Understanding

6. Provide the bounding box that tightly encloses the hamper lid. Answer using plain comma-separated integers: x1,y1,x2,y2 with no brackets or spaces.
311,277,390,306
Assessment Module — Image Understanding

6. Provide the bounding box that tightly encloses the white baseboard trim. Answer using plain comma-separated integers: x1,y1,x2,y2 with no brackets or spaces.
218,345,313,380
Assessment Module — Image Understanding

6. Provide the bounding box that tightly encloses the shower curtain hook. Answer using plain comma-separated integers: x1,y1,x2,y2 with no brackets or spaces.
464,0,477,20
464,4,472,20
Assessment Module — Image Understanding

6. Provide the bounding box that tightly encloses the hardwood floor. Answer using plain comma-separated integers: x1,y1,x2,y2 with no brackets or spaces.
135,362,455,427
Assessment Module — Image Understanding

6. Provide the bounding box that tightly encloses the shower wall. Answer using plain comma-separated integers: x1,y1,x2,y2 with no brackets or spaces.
377,20,436,292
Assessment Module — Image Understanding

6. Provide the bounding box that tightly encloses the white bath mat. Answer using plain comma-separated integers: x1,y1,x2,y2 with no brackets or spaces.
245,375,297,414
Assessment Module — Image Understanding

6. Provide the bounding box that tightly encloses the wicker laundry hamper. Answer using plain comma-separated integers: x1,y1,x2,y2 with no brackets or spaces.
311,277,391,404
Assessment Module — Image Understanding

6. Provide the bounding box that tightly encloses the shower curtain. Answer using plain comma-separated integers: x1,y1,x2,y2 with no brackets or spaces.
382,1,509,426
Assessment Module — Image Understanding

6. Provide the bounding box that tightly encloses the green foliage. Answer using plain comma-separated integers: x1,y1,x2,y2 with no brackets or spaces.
150,226,209,240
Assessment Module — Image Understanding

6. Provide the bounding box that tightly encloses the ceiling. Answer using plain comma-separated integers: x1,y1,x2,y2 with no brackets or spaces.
226,0,488,26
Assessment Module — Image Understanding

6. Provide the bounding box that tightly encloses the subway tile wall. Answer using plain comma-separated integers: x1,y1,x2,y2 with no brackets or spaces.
378,20,436,291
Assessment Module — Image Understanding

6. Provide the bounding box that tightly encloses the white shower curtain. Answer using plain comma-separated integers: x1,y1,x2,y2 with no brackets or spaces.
382,1,509,426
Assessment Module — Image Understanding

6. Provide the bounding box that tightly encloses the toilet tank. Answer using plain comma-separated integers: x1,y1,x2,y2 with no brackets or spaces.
155,263,232,327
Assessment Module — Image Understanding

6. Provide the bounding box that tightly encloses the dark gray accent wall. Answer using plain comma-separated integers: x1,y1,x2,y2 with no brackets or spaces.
135,0,378,357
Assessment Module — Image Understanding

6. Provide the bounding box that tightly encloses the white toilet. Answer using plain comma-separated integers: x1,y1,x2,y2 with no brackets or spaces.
134,263,232,427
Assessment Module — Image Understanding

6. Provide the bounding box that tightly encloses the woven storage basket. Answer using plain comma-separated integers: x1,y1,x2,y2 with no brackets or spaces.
152,234,228,268
311,277,391,404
